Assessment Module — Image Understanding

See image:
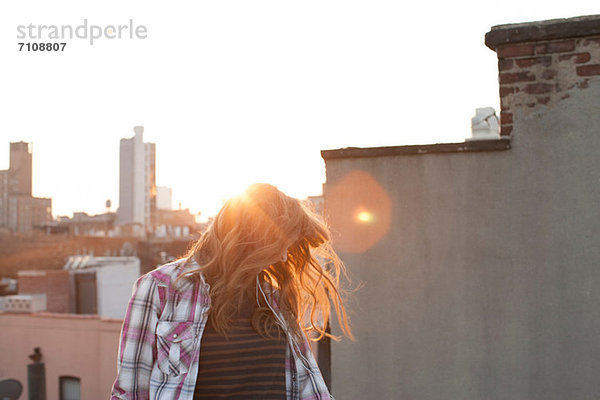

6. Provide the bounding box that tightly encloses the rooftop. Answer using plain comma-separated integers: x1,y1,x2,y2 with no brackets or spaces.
321,139,511,160
63,255,139,270
485,14,600,50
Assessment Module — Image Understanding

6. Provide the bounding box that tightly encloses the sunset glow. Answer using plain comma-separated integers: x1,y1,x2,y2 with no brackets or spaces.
2,1,598,219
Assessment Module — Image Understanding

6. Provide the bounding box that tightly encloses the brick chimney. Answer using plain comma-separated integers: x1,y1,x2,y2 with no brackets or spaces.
485,15,600,137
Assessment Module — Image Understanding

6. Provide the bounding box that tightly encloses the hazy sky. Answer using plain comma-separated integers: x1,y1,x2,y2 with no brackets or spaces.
1,1,598,219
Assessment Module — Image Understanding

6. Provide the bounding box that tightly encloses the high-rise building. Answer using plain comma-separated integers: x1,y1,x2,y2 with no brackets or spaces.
8,141,32,196
0,141,52,233
116,126,156,237
156,186,173,210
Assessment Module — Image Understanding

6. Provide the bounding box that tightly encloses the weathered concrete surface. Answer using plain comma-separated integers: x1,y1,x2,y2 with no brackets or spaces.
324,78,600,399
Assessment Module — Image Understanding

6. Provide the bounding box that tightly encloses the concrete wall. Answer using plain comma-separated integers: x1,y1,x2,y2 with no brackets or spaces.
0,313,122,400
323,16,600,400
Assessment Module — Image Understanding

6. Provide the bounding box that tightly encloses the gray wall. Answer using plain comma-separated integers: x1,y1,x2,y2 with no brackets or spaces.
324,79,600,400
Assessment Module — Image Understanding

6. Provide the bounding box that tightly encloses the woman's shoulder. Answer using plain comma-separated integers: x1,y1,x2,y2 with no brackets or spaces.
142,257,202,290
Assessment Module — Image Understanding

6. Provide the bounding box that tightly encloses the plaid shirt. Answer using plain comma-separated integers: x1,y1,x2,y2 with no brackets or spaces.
111,257,333,400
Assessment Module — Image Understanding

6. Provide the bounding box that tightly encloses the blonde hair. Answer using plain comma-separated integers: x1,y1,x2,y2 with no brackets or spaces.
180,183,353,343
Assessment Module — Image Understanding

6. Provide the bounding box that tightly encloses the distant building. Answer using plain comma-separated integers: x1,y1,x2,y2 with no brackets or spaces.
154,208,197,238
63,255,140,319
52,211,117,236
0,142,52,233
156,186,173,210
16,270,70,313
7,141,32,195
0,312,121,400
116,126,157,237
4,256,139,320
0,255,148,399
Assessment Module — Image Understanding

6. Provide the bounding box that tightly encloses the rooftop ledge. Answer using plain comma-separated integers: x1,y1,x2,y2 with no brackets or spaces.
0,311,123,323
321,138,511,160
485,14,600,50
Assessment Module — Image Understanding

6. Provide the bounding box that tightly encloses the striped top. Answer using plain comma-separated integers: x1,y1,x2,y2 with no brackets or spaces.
194,300,288,399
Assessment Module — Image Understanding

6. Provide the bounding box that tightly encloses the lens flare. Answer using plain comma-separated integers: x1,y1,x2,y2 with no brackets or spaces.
355,210,374,223
326,170,392,253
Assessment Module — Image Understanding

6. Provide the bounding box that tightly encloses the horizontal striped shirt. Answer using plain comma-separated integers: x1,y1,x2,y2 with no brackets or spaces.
195,301,287,399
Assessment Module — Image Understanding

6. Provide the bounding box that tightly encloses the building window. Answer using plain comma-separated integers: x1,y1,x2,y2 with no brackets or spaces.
59,376,80,400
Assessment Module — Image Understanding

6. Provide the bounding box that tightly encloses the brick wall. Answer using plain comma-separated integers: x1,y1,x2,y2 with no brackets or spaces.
486,16,600,138
495,37,600,137
0,234,139,278
18,270,71,313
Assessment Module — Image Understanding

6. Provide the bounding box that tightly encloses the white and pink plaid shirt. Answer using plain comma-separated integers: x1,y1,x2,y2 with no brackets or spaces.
111,257,333,400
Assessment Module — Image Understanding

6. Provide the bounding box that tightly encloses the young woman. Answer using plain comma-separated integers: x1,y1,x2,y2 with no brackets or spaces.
111,183,353,399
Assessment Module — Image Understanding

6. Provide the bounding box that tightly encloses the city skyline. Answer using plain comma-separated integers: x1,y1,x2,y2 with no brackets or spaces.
1,0,599,219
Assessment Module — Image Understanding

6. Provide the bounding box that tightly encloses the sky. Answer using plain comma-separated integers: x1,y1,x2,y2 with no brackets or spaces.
1,1,598,219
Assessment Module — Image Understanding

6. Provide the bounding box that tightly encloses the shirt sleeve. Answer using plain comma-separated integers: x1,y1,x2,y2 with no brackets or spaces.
296,330,335,400
111,273,162,400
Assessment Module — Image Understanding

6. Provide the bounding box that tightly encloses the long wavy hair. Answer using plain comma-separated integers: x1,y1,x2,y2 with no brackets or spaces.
179,183,353,343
